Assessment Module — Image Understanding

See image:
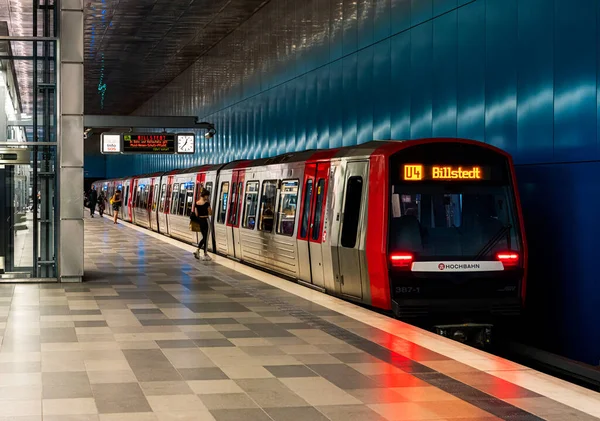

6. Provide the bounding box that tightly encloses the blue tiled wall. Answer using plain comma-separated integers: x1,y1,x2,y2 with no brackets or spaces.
106,0,600,364
84,155,106,179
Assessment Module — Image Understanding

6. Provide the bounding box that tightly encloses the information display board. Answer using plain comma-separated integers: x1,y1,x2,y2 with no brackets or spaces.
101,133,196,155
123,134,176,154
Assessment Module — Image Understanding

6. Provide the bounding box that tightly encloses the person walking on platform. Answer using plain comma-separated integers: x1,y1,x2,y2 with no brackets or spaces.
88,187,98,218
110,189,122,224
98,190,106,217
191,189,212,261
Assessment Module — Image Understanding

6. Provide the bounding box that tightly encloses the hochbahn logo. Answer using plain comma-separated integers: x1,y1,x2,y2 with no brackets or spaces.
438,263,481,270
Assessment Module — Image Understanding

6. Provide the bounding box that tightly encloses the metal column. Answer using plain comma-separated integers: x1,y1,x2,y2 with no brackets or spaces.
32,0,58,277
58,0,85,282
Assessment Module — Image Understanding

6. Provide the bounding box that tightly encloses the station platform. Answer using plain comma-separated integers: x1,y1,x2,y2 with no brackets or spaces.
0,217,597,421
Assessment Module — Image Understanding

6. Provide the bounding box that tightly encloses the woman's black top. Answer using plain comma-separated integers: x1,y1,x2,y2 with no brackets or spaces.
195,202,210,218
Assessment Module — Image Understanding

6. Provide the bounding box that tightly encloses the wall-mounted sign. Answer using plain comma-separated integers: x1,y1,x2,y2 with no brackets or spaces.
101,133,122,154
0,149,30,165
123,133,175,154
100,133,195,155
403,164,487,181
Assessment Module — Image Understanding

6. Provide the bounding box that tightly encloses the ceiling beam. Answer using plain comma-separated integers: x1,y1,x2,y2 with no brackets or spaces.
83,115,214,130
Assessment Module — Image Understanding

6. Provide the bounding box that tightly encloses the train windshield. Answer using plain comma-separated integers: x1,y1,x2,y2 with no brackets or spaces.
389,143,521,260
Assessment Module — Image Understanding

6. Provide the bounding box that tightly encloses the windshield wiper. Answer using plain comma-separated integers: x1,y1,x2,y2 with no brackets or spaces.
474,224,512,260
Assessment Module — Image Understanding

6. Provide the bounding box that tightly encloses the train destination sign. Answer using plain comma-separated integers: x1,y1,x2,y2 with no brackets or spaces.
101,133,196,155
403,164,486,181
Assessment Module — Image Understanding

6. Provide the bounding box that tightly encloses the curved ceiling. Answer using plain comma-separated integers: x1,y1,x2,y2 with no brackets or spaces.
84,0,270,115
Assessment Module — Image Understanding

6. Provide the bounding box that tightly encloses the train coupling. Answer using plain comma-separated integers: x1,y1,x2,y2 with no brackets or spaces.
434,323,493,348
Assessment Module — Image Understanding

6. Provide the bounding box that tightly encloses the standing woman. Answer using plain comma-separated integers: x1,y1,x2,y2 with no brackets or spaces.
193,190,212,261
111,189,122,224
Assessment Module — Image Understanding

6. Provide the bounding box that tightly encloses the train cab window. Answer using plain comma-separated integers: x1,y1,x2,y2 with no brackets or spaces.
217,182,229,224
184,183,194,216
340,176,363,248
311,179,326,241
170,184,180,214
276,180,298,236
158,184,167,212
258,180,277,232
300,179,313,238
242,181,259,229
389,188,520,258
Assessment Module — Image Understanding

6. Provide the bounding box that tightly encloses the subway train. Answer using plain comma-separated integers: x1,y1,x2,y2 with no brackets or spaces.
94,139,527,341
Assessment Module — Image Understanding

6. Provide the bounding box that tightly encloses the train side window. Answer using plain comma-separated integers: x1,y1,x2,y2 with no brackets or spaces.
205,182,213,200
276,180,298,236
170,183,180,214
258,180,277,232
165,184,172,212
340,176,363,248
178,184,187,216
236,182,243,223
151,185,158,211
195,182,204,201
311,179,326,241
300,179,313,238
184,183,194,216
158,184,167,212
227,182,239,225
217,182,229,224
142,186,148,209
124,186,129,204
242,181,259,229
147,185,153,210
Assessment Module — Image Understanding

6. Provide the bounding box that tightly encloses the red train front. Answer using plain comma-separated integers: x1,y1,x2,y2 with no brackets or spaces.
377,140,527,329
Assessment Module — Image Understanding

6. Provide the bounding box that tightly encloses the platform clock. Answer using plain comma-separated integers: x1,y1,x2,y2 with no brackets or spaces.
177,134,195,154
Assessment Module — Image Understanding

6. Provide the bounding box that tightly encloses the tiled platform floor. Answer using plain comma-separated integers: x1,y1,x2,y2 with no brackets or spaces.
0,216,597,421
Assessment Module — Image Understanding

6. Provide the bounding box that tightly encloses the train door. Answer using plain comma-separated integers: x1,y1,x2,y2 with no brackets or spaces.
300,163,329,289
131,179,139,224
214,174,231,254
203,173,217,253
123,180,131,221
336,161,368,299
226,170,245,259
149,178,159,231
297,164,316,284
159,177,172,235
156,181,166,233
